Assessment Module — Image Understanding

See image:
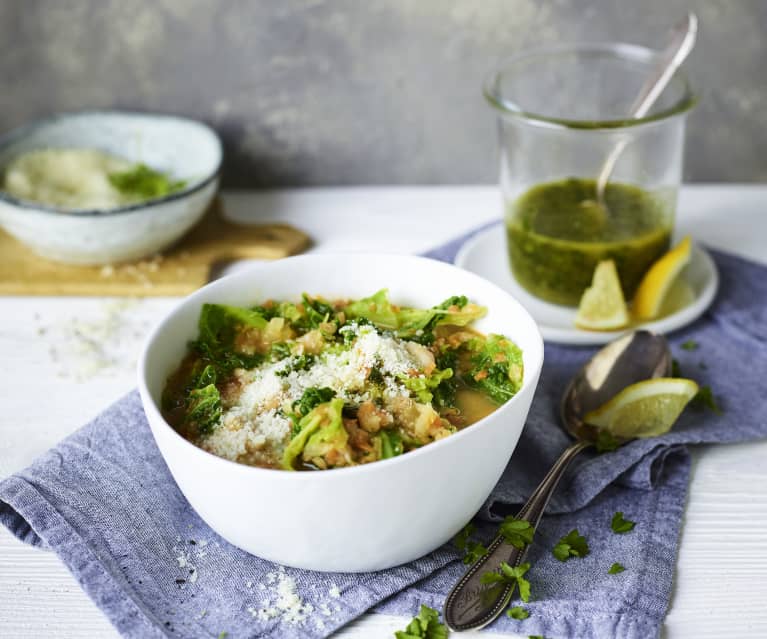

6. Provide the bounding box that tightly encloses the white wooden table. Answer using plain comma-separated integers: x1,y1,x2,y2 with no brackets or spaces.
1,186,766,638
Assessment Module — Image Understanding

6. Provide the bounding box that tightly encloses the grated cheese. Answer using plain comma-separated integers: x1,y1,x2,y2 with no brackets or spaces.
209,322,425,464
249,568,314,625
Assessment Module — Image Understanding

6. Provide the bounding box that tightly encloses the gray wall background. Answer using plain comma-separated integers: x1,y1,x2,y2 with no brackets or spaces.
1,1,765,187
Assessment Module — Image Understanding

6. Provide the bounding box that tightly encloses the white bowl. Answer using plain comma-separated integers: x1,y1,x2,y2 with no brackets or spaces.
0,110,221,264
137,254,544,572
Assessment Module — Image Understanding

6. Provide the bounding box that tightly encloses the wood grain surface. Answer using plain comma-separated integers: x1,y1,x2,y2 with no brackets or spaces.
0,199,311,296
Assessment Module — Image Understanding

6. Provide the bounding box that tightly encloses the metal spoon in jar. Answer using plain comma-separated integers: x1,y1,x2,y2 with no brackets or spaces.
594,12,698,211
443,330,672,632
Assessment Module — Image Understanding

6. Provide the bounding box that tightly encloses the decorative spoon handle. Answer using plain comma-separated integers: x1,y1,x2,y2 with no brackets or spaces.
443,440,591,632
595,12,698,206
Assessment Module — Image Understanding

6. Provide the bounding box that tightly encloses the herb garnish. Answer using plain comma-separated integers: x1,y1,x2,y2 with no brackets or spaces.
480,561,531,602
595,430,620,453
507,605,530,619
610,511,635,534
608,562,626,574
671,358,683,377
680,339,698,351
452,523,475,551
452,523,488,564
463,540,489,565
276,354,316,377
292,387,336,417
394,604,448,639
499,516,535,549
552,529,589,562
108,163,186,200
692,385,722,413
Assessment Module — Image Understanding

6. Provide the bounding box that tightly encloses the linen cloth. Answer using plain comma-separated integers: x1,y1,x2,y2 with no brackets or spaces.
2,223,766,639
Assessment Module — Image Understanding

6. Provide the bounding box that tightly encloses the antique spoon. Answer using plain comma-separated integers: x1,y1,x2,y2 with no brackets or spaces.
594,12,698,210
443,330,672,631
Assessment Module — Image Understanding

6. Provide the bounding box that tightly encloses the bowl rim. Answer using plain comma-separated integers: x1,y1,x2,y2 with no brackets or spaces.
137,252,545,482
0,109,222,217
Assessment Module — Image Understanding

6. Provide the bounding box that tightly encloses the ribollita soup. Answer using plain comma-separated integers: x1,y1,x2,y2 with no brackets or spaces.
506,178,673,306
161,290,524,471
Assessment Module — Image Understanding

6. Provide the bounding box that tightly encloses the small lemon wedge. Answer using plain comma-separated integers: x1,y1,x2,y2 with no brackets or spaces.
584,377,699,439
633,236,692,320
575,260,629,331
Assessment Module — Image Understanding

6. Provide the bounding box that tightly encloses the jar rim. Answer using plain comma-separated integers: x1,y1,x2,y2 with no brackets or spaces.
484,42,697,130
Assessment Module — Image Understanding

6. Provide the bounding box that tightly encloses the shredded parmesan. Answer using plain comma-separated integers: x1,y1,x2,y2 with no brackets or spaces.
207,323,424,464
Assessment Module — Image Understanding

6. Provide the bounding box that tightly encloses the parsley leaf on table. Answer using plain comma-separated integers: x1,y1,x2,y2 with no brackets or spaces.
480,561,531,602
452,523,476,552
499,516,535,549
692,385,722,413
452,523,487,564
552,529,590,562
608,562,626,574
611,511,636,534
681,339,699,351
463,540,488,565
595,430,620,453
507,605,530,620
394,604,448,639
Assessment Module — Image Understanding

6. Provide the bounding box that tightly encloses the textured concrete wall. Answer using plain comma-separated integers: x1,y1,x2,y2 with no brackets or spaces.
1,1,765,186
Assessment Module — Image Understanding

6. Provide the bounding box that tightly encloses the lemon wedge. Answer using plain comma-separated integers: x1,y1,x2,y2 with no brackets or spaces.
574,260,629,331
584,377,699,439
633,236,692,320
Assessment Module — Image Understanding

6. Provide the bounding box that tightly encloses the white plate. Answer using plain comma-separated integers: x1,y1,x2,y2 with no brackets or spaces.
455,224,719,345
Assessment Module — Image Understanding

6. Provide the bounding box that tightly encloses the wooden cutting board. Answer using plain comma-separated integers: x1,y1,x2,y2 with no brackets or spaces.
0,199,311,296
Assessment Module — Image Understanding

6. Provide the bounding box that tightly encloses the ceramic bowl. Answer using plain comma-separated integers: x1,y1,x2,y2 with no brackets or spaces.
137,253,544,572
0,110,221,265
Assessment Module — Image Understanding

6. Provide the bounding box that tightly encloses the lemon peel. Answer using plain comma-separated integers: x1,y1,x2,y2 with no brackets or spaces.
633,236,692,320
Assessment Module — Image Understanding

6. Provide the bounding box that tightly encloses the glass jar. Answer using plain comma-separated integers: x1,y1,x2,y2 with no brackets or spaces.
485,43,696,307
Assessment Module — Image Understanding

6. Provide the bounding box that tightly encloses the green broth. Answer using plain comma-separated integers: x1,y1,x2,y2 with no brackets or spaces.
506,178,672,306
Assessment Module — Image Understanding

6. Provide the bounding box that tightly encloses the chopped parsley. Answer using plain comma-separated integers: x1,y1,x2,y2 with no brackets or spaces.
452,523,487,564
394,604,448,639
452,523,476,552
595,430,620,453
507,605,530,620
463,540,489,565
671,358,683,377
680,339,699,351
608,562,626,574
552,529,589,562
480,561,531,602
611,511,636,534
499,516,535,549
692,385,722,413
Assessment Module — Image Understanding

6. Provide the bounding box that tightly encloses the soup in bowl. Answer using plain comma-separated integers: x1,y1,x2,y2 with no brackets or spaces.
138,253,543,572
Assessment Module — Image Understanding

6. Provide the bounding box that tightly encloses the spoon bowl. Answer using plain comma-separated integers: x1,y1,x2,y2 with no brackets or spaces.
444,330,672,631
561,330,672,442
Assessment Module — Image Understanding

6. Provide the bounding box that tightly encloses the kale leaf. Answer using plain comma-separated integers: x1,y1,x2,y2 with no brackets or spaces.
465,334,524,405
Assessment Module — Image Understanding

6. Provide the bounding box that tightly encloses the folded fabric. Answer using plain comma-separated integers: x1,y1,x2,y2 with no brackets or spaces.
2,223,766,639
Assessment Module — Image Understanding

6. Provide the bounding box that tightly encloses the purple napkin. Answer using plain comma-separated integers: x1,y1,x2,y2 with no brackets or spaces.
2,223,766,639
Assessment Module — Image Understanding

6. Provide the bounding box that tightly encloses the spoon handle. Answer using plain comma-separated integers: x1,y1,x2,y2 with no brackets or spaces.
595,12,698,203
443,440,591,632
